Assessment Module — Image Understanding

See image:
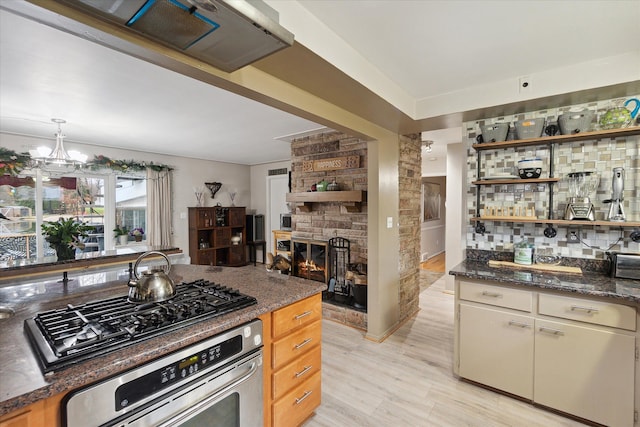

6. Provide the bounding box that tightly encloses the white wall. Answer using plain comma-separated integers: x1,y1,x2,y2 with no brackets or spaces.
444,142,467,292
1,133,250,258
249,161,290,215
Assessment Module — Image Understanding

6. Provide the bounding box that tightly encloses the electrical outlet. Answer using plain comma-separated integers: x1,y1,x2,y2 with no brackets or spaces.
567,231,580,244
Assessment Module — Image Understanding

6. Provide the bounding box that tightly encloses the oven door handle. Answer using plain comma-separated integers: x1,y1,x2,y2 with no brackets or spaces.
156,359,259,427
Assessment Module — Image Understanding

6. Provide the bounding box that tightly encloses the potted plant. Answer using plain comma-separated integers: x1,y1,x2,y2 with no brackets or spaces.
130,227,144,242
113,224,129,245
41,217,94,261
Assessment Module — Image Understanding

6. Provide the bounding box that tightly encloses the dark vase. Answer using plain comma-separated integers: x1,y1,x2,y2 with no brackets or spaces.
135,235,143,242
54,244,76,261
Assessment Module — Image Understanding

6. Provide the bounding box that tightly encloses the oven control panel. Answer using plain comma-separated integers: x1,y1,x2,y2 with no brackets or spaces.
115,335,242,410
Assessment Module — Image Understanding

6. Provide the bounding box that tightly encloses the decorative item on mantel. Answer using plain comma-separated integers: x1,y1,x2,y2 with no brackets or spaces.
205,182,222,199
193,186,205,207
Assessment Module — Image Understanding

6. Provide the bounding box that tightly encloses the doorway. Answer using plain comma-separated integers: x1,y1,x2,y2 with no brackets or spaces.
266,174,289,256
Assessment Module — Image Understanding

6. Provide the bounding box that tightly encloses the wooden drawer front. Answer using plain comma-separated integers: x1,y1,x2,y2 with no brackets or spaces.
538,294,636,331
459,281,532,312
272,371,321,427
273,295,322,338
273,345,321,400
273,320,322,369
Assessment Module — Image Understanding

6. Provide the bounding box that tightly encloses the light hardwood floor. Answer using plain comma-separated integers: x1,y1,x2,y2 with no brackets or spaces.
420,252,446,273
304,275,588,427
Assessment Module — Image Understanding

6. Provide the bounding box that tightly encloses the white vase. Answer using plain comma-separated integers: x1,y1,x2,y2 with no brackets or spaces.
118,235,128,246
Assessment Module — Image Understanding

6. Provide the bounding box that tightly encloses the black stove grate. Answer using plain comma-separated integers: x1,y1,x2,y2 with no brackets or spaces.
24,279,257,373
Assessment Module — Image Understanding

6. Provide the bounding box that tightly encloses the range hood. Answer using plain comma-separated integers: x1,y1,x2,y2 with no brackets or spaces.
53,0,295,72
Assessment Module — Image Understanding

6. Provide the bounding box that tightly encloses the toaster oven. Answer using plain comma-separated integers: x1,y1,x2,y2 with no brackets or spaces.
608,252,640,280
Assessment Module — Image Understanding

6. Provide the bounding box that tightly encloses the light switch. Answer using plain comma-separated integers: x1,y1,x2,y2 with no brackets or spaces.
180,212,187,219
387,217,393,228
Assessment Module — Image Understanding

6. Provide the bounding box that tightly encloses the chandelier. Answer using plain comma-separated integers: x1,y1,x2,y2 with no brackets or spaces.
421,139,433,153
30,118,88,165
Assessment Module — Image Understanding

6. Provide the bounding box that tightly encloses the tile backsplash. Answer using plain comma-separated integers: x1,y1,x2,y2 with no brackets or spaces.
464,95,640,259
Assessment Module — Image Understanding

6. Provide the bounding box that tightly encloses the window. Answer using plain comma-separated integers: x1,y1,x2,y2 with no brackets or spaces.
0,176,37,260
0,171,146,261
116,177,146,243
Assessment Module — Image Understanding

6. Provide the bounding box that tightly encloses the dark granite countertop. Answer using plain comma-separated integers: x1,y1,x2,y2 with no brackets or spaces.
0,264,325,416
0,245,182,281
449,259,640,303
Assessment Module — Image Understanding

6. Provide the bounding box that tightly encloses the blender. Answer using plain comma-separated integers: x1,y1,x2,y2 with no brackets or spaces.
604,167,626,222
564,172,599,221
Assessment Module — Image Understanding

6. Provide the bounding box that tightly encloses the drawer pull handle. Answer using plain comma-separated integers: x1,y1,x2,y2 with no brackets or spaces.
294,338,313,349
295,311,313,320
570,305,599,314
539,326,564,336
508,320,531,328
481,291,502,298
295,365,313,378
295,390,313,405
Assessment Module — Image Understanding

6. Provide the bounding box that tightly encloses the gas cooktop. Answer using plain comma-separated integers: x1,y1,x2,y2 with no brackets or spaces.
24,279,257,373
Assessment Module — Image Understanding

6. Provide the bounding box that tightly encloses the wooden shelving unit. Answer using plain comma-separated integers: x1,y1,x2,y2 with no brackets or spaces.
472,126,640,151
188,207,246,266
286,190,366,212
472,125,640,237
472,178,560,186
471,217,640,227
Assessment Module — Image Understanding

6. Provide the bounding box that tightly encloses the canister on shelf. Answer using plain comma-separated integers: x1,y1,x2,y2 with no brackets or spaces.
514,238,534,265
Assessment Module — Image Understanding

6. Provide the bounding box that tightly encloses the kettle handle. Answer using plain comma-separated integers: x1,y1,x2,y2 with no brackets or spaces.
624,98,640,119
133,251,171,280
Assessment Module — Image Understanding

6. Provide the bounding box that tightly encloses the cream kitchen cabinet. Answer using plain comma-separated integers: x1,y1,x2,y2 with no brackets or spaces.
455,279,638,427
535,318,635,427
458,303,534,399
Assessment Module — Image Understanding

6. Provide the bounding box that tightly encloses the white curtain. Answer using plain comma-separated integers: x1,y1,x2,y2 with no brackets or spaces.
147,169,172,246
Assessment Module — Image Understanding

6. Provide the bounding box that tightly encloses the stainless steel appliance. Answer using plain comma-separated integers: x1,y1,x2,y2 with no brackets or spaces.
608,252,640,280
25,279,257,372
564,172,599,221
63,319,263,427
604,167,626,222
5,0,294,73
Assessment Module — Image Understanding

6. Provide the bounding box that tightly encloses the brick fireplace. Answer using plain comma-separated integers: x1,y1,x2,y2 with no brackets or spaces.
289,131,368,330
288,131,421,332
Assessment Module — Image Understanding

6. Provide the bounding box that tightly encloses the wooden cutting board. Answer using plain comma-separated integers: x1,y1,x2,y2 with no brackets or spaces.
488,260,582,275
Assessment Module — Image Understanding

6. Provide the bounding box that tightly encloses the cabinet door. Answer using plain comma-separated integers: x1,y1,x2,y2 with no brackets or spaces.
459,303,534,399
228,207,245,227
534,319,635,427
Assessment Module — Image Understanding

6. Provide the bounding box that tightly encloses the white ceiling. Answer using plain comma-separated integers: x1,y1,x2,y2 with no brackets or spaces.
1,1,638,166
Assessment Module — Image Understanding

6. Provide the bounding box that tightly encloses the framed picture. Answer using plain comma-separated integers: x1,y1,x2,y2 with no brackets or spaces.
423,181,441,222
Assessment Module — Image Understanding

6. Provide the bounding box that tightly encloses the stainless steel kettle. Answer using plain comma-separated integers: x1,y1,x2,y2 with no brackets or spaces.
127,251,176,303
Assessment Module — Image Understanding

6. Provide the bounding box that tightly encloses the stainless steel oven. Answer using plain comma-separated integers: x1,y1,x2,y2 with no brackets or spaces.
63,319,263,427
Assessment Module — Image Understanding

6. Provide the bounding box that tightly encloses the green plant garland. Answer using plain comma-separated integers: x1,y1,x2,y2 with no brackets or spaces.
0,148,31,176
0,149,172,176
90,155,172,172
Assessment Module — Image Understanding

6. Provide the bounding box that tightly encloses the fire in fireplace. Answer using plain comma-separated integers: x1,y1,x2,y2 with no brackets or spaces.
292,239,327,283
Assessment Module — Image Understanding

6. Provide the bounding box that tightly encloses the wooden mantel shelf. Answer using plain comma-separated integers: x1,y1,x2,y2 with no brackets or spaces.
286,190,366,212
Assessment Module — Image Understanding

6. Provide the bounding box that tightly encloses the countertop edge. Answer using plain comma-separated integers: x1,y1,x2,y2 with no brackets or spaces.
449,259,640,304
